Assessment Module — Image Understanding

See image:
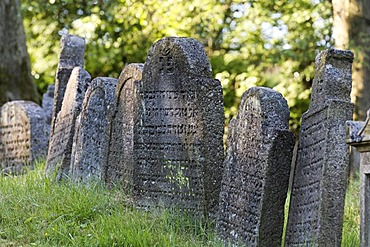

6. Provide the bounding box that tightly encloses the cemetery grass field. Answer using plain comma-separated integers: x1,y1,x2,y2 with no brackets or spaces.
0,161,360,247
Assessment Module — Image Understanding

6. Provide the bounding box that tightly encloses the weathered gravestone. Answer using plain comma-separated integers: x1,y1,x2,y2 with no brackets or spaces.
45,67,91,179
346,116,370,247
104,63,143,190
134,37,224,216
0,101,49,174
285,49,354,246
216,87,294,247
42,83,55,125
51,35,85,133
70,77,117,183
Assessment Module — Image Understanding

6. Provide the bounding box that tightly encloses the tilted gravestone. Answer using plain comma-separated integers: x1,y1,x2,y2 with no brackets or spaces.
285,49,354,246
0,101,49,174
70,77,117,183
51,35,85,134
216,87,294,247
104,63,143,190
42,83,55,125
134,37,224,216
45,67,91,180
346,117,370,247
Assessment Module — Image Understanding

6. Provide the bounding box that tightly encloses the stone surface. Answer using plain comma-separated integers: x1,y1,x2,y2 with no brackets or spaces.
285,49,354,246
51,35,85,134
104,63,143,190
346,119,370,247
42,83,55,125
0,101,49,174
45,67,91,180
216,87,294,247
134,37,224,216
70,77,117,183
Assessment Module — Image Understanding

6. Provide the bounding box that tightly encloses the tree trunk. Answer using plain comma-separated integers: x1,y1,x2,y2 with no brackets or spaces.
0,0,39,106
333,0,370,178
333,0,370,121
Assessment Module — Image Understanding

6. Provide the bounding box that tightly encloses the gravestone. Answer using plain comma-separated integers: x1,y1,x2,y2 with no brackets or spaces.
42,83,55,125
0,101,49,174
51,35,85,133
134,37,224,216
216,87,294,247
70,77,117,183
45,67,91,180
285,49,354,246
104,63,143,190
346,118,370,247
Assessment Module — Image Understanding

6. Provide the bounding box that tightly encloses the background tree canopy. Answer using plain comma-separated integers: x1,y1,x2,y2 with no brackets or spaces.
21,0,333,134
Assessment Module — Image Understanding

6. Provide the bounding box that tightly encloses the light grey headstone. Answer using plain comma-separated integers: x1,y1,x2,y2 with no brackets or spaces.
45,67,91,180
285,49,354,246
51,35,85,135
0,101,49,174
42,83,55,125
104,63,143,191
346,117,370,247
216,87,294,247
70,77,117,183
134,37,224,217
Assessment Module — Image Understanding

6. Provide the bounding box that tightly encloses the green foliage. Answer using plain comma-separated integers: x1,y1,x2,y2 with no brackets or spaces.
22,0,333,133
0,162,221,246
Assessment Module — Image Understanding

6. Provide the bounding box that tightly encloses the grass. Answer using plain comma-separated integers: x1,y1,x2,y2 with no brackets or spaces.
0,162,361,246
0,161,221,247
342,177,361,246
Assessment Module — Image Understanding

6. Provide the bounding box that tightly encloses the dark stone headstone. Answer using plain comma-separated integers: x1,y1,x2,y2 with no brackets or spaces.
285,49,354,246
346,118,370,247
0,101,49,174
216,87,294,247
104,63,143,190
70,77,117,183
45,67,91,180
42,83,55,125
51,35,85,134
134,37,224,216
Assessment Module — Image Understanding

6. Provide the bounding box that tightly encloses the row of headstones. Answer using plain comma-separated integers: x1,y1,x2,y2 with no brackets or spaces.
0,34,355,246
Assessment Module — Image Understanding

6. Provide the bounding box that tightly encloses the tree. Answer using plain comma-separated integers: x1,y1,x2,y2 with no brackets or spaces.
0,0,38,106
333,0,370,120
22,0,333,133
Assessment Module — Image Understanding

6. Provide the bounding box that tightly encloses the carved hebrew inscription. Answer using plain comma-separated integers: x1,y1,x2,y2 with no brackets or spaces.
216,87,294,247
286,108,328,245
286,49,354,247
136,88,204,210
134,37,224,217
0,122,31,166
0,101,49,174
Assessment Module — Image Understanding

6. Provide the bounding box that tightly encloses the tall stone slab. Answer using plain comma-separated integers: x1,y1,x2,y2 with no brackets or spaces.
104,63,143,190
70,77,117,183
51,35,85,134
346,118,370,247
285,49,354,246
0,101,49,174
134,37,224,216
216,87,294,247
45,67,91,180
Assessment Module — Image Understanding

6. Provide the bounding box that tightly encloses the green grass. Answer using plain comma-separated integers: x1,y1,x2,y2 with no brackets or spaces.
0,162,361,246
0,162,221,247
342,177,361,247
